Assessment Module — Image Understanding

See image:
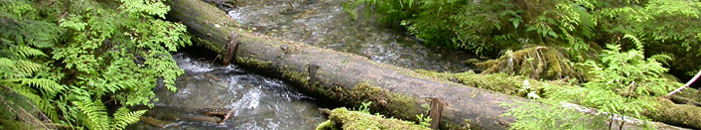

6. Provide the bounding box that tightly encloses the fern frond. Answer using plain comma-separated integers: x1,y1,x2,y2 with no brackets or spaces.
0,18,61,48
73,100,110,130
623,34,644,50
0,85,55,130
573,3,596,39
648,53,673,65
12,45,47,58
15,59,44,76
18,78,64,98
110,107,146,130
2,82,60,123
0,58,19,78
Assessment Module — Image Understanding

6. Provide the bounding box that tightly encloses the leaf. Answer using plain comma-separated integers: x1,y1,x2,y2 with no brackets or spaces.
511,18,520,29
548,31,558,38
526,26,537,32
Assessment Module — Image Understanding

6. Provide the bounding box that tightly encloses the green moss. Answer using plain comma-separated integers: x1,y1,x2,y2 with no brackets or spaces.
234,56,422,122
316,107,431,130
343,83,422,121
193,37,225,53
414,70,556,97
474,46,582,80
647,98,701,129
316,120,340,130
674,88,701,102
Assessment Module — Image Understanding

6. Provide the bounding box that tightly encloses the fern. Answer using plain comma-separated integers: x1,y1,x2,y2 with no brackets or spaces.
111,107,147,130
501,99,607,130
574,35,678,129
18,78,64,98
2,0,190,129
0,85,57,130
503,35,681,129
72,100,110,130
12,45,47,58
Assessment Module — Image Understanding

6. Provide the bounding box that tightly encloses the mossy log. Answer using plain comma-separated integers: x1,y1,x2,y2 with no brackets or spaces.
163,0,690,129
421,70,701,129
165,0,520,129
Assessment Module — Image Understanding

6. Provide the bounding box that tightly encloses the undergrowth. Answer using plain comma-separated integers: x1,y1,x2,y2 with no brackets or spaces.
0,0,190,129
501,35,679,129
345,0,701,76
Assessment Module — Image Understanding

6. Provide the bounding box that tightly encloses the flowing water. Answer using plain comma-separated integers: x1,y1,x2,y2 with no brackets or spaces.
130,0,476,129
228,0,473,72
128,53,326,129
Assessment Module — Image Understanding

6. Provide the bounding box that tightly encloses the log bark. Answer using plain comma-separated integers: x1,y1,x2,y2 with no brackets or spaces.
163,0,693,129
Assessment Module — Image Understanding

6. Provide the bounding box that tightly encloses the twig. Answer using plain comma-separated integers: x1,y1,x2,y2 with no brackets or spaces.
287,1,294,11
667,70,701,97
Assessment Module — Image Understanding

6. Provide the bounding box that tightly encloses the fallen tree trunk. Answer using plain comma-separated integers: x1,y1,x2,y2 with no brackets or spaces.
163,0,692,129
165,1,516,129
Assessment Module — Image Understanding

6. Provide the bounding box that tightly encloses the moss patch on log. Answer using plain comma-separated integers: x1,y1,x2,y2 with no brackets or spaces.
316,107,430,130
647,98,701,129
234,56,423,122
332,83,422,121
413,70,566,97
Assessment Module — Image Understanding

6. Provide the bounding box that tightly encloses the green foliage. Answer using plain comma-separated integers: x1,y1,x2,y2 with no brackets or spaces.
343,0,419,23
111,107,147,130
502,36,680,129
0,0,64,125
347,0,599,57
350,0,701,74
501,80,606,129
1,0,190,129
414,113,431,128
501,100,607,130
581,35,676,99
0,85,62,129
595,0,701,75
572,36,678,128
354,101,373,114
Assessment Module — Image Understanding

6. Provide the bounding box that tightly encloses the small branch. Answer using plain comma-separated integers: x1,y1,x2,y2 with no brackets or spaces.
667,70,701,97
287,1,294,12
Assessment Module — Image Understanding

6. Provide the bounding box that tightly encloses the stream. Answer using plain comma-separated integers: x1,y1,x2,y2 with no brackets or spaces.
127,53,326,129
229,0,473,72
130,0,473,129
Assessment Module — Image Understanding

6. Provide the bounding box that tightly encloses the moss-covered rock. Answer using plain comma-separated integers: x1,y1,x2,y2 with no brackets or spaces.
475,46,583,80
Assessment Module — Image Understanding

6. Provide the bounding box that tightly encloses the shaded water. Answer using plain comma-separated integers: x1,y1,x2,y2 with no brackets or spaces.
128,53,325,129
228,0,473,72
